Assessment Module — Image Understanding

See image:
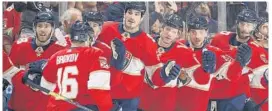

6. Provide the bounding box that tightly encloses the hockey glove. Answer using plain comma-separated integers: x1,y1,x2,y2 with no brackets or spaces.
202,50,216,73
22,60,47,91
161,61,181,83
110,38,128,70
236,44,252,67
28,59,47,74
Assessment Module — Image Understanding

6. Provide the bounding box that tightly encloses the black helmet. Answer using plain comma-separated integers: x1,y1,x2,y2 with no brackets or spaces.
70,21,94,42
188,16,208,30
237,9,257,23
83,11,104,26
125,2,146,16
164,14,183,29
34,11,55,27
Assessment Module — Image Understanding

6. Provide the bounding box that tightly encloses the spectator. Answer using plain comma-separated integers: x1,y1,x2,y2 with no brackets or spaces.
83,2,98,12
154,2,165,15
3,2,27,41
195,2,218,33
165,1,178,15
60,8,82,34
55,8,82,43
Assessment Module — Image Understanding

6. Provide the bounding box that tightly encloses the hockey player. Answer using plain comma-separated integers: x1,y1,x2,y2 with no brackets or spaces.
175,16,250,111
139,14,200,111
244,17,268,111
9,11,68,68
8,11,68,111
210,9,258,111
3,51,22,110
97,2,182,110
23,21,113,111
82,11,112,60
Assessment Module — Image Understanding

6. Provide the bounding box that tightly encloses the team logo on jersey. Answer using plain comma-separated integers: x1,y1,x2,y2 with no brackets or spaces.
99,57,109,69
35,47,44,57
178,69,191,86
260,54,268,63
121,32,130,41
156,47,165,60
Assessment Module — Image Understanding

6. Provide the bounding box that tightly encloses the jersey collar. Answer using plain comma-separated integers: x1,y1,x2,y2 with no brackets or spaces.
155,36,175,52
31,38,54,51
229,33,243,46
118,23,142,38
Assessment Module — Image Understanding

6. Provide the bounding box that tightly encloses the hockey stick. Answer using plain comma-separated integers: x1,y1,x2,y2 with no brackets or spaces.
256,97,268,108
25,79,93,111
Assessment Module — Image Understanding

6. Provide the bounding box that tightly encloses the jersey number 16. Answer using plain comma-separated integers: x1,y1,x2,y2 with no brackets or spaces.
57,66,79,99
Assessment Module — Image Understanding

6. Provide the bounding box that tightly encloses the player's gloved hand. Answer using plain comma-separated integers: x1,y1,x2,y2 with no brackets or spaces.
236,44,252,67
22,60,47,91
28,59,47,74
243,98,261,111
160,61,181,83
110,38,127,70
264,68,268,84
202,50,216,73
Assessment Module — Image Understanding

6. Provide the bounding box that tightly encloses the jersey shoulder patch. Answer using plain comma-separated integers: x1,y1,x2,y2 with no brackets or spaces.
206,45,221,52
249,41,260,48
55,41,68,47
176,41,188,49
16,37,30,45
146,33,156,43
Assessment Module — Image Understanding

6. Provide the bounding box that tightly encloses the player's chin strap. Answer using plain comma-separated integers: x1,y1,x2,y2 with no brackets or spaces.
24,79,94,111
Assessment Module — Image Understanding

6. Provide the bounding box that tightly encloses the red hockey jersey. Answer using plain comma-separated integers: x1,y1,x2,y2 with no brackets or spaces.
97,22,162,99
8,37,68,111
176,40,242,111
42,47,112,111
210,31,252,99
9,37,68,68
140,39,200,111
246,41,268,111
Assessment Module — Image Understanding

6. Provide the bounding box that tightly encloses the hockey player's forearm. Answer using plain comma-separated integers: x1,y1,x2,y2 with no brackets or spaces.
110,67,123,86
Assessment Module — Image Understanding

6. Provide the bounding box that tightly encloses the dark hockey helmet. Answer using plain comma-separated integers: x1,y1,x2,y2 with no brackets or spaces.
253,17,268,40
237,9,257,23
125,2,146,16
34,11,55,27
256,17,268,30
164,14,183,29
70,21,94,42
187,16,208,30
82,11,104,26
